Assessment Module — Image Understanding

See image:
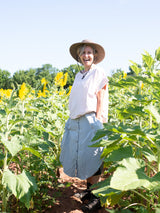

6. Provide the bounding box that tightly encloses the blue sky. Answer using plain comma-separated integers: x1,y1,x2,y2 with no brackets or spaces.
0,0,159,76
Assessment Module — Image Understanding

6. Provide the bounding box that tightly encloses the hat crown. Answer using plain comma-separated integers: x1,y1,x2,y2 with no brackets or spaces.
81,39,93,43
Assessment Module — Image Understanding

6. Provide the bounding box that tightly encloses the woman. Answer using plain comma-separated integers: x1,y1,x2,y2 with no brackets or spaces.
60,39,109,212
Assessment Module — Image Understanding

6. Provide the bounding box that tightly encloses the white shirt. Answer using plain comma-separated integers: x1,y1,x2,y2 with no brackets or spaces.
69,65,109,121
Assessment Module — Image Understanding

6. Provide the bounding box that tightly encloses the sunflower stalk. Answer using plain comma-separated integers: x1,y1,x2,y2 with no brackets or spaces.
2,113,9,212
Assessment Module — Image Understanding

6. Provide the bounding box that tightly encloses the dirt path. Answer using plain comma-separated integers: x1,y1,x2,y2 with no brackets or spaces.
46,168,108,213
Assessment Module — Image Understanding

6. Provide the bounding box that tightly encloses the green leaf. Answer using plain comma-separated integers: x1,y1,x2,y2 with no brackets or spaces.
90,138,109,147
104,146,133,163
155,47,160,61
93,178,120,196
142,53,155,69
92,177,125,207
110,158,150,190
105,192,125,207
2,135,23,156
129,61,141,75
111,158,160,192
9,118,26,128
151,81,160,90
147,172,160,191
92,129,110,141
26,106,40,113
0,109,6,115
142,147,156,162
22,146,42,158
122,105,145,117
0,153,5,162
2,169,37,209
101,140,121,157
145,104,160,124
133,75,151,84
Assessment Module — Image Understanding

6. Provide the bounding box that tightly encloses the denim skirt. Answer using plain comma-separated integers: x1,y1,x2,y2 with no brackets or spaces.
60,112,104,180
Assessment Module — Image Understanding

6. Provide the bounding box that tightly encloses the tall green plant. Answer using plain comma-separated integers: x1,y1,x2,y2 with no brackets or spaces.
92,47,160,212
0,91,38,211
0,78,70,211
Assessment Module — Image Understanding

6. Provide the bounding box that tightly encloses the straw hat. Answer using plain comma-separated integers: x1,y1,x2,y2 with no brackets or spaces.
69,39,105,64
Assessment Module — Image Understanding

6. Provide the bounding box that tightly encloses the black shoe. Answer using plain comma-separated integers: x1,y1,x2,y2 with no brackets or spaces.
74,189,91,202
81,196,101,212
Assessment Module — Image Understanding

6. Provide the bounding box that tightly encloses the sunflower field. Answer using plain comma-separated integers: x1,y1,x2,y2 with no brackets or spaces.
92,47,160,212
0,72,71,212
0,47,160,212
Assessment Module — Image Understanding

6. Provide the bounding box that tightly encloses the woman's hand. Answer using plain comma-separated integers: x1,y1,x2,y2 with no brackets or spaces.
96,84,107,123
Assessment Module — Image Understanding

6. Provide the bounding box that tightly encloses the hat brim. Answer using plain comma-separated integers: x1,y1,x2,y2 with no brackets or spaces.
69,41,105,64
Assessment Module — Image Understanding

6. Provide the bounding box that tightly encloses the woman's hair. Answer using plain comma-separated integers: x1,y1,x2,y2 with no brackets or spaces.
77,44,97,63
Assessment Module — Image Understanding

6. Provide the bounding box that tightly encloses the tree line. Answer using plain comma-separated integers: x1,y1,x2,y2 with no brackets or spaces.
0,64,82,89
0,63,135,90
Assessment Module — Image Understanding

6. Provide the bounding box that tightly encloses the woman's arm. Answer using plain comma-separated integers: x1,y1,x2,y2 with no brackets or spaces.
96,84,107,122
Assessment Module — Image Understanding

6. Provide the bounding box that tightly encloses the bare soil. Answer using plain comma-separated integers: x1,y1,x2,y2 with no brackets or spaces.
46,168,109,213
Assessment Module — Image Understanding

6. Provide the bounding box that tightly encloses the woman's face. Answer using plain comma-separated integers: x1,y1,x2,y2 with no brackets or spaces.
79,46,94,70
